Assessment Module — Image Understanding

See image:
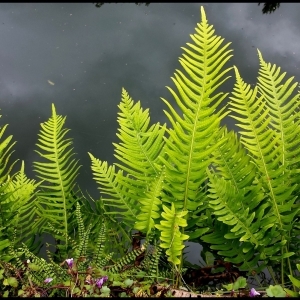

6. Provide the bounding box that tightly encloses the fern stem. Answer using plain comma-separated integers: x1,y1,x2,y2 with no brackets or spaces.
281,247,284,286
267,265,278,285
285,245,296,292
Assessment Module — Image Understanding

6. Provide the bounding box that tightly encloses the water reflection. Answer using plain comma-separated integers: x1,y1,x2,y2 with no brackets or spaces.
93,2,281,15
93,3,150,9
258,2,280,14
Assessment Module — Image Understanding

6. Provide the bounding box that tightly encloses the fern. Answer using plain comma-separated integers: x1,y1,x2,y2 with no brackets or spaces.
88,155,138,229
114,88,166,180
134,167,165,235
33,103,81,259
143,244,162,280
257,50,300,169
89,89,167,238
160,6,232,214
15,243,70,290
155,203,189,266
229,67,298,260
108,239,149,273
211,127,257,192
0,116,20,261
94,222,109,268
0,137,40,261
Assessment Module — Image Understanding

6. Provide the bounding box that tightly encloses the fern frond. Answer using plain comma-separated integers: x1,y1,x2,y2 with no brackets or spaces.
5,161,41,255
88,153,138,227
229,66,298,260
94,222,107,267
155,203,189,266
0,162,42,261
134,167,165,235
75,201,85,242
108,239,149,273
206,170,283,266
212,127,257,191
160,6,232,216
208,171,261,245
201,221,265,274
33,104,81,256
145,244,162,279
18,243,69,286
257,50,300,168
0,122,18,183
114,88,166,180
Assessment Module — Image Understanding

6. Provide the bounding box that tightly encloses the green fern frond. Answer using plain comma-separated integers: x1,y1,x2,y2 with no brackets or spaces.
9,167,41,259
134,167,165,235
0,161,42,261
88,153,138,227
145,244,162,279
212,127,257,192
159,6,232,215
33,104,81,256
108,240,149,273
94,222,107,267
155,203,189,266
18,243,69,286
75,201,85,243
208,171,263,246
206,170,283,267
229,66,298,261
0,115,20,261
257,50,300,168
0,121,18,183
114,88,166,180
201,221,265,274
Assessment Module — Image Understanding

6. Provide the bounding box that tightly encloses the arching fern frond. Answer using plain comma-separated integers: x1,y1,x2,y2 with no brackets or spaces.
207,170,275,258
88,155,138,228
0,115,19,261
159,6,233,216
17,243,69,287
257,50,300,168
212,127,256,191
3,161,41,259
201,221,265,274
229,66,297,261
114,88,166,180
89,89,167,237
33,103,81,258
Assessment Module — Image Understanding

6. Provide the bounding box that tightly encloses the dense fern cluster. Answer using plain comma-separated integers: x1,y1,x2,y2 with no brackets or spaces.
0,5,299,295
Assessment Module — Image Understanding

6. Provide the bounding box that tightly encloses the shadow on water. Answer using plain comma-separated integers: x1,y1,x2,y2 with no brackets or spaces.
258,2,280,14
93,2,281,15
93,3,150,9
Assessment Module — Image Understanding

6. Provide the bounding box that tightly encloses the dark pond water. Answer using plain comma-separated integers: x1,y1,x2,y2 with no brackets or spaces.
1,2,299,266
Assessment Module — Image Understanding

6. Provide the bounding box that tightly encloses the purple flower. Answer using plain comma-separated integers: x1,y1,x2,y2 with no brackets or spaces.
95,276,108,288
65,258,74,268
249,288,260,297
44,278,53,284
